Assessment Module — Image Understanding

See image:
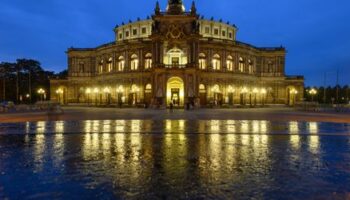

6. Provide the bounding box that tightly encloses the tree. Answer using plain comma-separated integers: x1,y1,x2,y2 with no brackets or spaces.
16,59,42,103
0,62,15,102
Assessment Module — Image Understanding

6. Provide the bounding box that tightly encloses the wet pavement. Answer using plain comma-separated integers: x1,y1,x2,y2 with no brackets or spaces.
0,120,350,199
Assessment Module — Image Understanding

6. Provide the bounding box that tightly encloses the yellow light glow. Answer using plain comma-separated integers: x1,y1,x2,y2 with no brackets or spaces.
260,88,267,94
227,85,235,93
309,88,317,95
86,88,91,94
56,88,63,94
252,88,258,94
241,87,248,94
37,88,45,94
103,87,111,93
116,85,124,93
93,88,99,93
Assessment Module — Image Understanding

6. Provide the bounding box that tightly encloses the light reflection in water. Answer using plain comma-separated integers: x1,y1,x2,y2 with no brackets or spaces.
308,122,320,154
226,120,236,133
241,120,249,133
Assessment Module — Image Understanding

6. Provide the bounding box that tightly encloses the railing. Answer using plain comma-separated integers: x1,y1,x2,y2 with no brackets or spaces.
164,64,187,69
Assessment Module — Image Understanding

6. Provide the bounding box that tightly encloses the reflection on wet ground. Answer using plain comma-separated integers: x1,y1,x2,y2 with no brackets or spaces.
0,120,349,199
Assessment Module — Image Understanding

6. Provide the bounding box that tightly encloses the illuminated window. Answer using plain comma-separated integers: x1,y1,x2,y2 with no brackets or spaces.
239,57,244,72
212,54,221,70
145,84,152,93
248,59,254,74
107,57,113,72
99,60,104,74
118,56,125,71
199,84,206,93
144,53,152,69
199,53,206,70
130,54,139,71
226,55,233,71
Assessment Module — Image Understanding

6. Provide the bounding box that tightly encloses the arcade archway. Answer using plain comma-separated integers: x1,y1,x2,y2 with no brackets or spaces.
166,77,184,106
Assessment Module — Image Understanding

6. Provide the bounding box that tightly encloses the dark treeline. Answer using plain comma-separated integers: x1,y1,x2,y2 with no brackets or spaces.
0,59,67,104
304,86,350,104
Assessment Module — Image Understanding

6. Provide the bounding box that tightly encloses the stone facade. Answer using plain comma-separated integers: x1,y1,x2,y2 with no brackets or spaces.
51,0,304,107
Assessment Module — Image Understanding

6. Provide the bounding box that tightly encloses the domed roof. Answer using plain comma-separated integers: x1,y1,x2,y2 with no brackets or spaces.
167,0,185,14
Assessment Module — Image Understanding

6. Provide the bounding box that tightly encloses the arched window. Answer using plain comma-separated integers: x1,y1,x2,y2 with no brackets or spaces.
130,54,139,71
79,62,85,73
212,54,221,70
144,53,152,69
226,55,233,71
199,84,206,93
145,84,152,93
199,53,206,70
239,57,244,72
268,61,274,73
118,56,125,71
107,57,113,72
248,59,254,74
99,60,104,74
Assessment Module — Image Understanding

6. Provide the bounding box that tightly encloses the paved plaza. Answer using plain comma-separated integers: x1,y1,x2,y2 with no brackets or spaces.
0,106,349,123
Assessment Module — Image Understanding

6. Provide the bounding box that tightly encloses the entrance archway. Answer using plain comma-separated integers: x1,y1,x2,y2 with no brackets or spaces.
167,77,184,107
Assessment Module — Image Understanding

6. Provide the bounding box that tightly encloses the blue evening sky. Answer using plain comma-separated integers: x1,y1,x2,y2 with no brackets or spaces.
0,0,349,86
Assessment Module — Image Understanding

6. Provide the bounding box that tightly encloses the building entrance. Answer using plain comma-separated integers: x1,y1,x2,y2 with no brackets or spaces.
166,77,184,107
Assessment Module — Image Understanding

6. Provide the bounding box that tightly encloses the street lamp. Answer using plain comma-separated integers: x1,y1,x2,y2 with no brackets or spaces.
309,88,317,102
93,88,99,105
227,85,235,105
56,88,63,104
260,88,267,106
290,89,298,106
116,86,124,107
37,88,45,101
240,87,248,105
252,88,258,106
103,87,111,105
86,88,91,105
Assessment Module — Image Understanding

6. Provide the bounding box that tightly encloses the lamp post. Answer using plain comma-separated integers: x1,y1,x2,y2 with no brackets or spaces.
116,86,124,108
252,88,258,106
260,88,267,106
86,88,91,106
227,86,235,105
37,88,45,102
290,89,298,106
56,88,64,105
103,87,111,105
309,88,317,102
240,87,248,105
93,88,99,106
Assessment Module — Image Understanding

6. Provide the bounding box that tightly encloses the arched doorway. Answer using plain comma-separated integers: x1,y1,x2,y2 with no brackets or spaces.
167,77,184,107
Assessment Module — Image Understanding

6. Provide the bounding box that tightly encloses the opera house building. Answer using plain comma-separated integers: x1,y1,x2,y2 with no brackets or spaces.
51,0,304,107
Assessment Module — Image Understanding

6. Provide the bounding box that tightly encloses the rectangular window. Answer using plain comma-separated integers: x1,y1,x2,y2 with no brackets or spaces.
142,27,147,34
222,31,226,37
133,29,138,36
214,29,219,35
125,31,129,37
119,33,123,39
228,32,233,39
205,27,210,34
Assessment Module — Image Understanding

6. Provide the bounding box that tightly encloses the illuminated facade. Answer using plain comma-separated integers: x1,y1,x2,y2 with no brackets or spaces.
51,0,304,107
